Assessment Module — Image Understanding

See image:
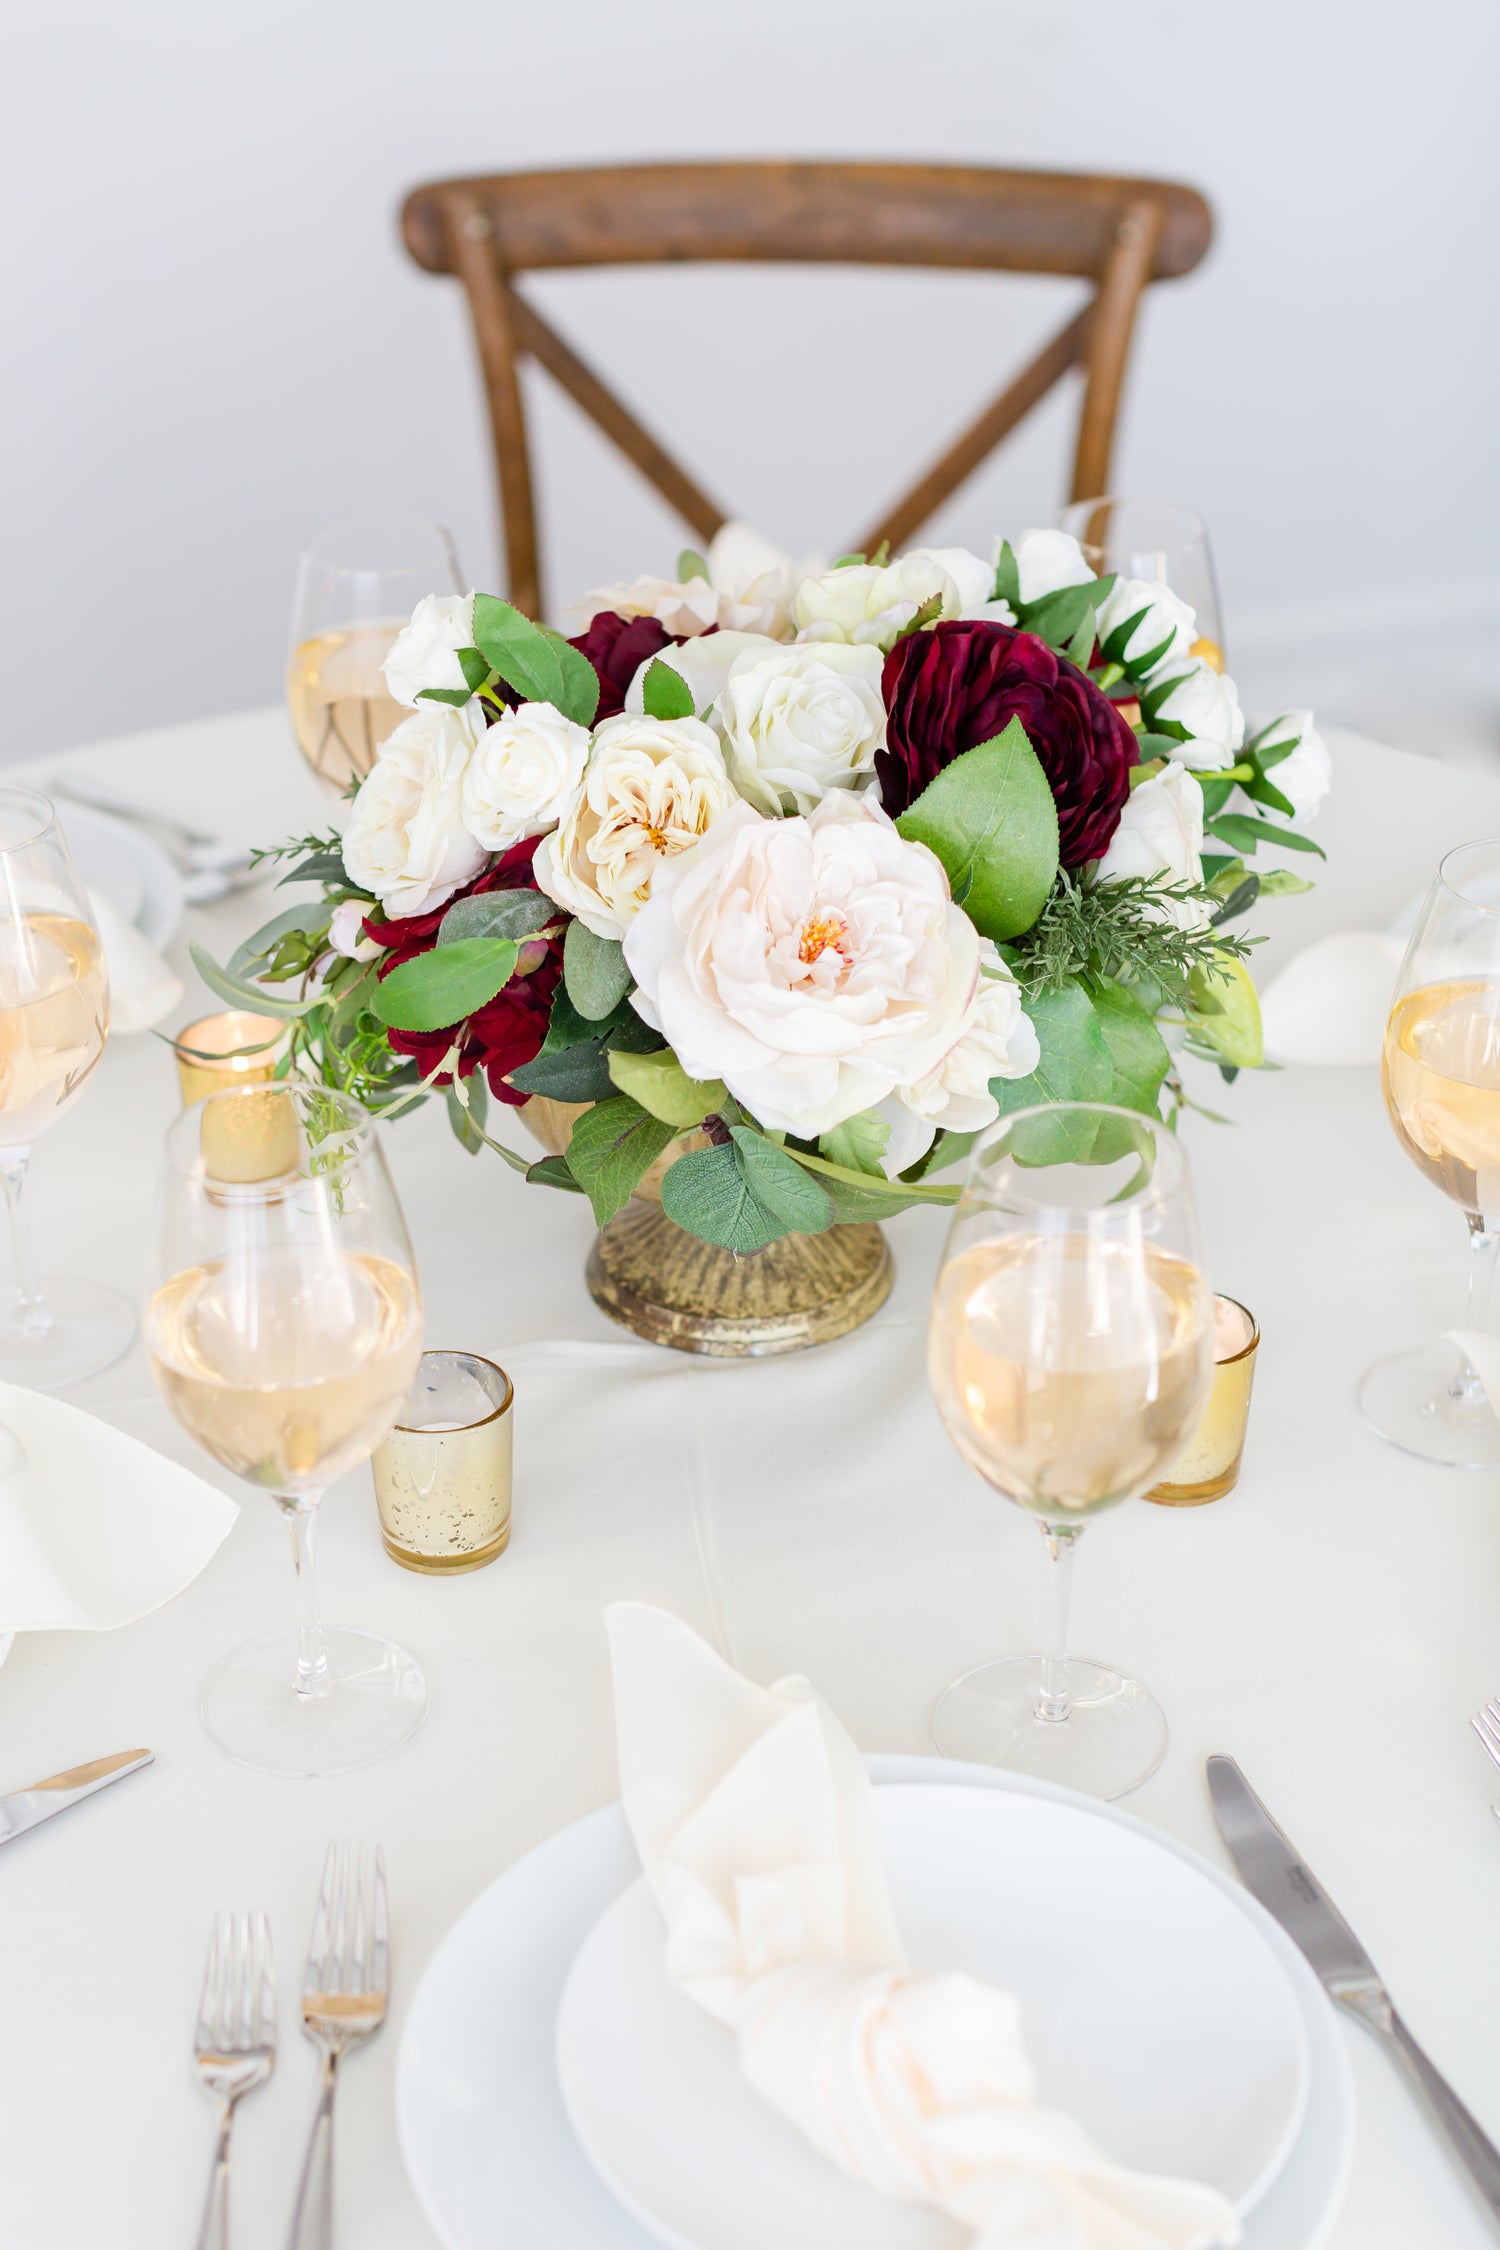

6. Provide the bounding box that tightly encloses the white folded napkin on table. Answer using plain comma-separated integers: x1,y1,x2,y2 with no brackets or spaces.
0,1383,235,1633
91,892,183,1034
608,1603,1240,2250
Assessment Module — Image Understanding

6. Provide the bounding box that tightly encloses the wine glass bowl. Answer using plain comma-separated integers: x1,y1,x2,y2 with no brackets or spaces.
1059,495,1225,666
145,1083,427,1775
928,1104,1214,1799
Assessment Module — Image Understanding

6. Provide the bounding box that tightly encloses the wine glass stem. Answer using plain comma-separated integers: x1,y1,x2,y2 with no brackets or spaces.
0,1147,50,1340
1036,1524,1083,1724
1456,1215,1500,1404
280,1496,331,1701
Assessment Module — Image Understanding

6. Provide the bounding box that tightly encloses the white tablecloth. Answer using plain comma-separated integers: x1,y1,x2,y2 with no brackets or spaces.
1,711,1497,2250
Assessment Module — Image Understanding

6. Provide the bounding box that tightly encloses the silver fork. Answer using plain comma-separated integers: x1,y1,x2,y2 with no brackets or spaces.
192,1911,276,2250
287,1843,389,2250
1471,1698,1500,1820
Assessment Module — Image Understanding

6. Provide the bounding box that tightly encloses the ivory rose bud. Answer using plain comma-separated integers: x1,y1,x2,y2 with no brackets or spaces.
1249,711,1332,823
382,593,477,708
1096,577,1198,677
1097,762,1209,928
533,714,738,941
1152,658,1246,770
876,943,1040,1175
715,642,886,815
1010,529,1095,605
624,794,981,1138
327,901,380,961
791,563,888,643
460,701,590,852
341,701,487,919
866,546,997,633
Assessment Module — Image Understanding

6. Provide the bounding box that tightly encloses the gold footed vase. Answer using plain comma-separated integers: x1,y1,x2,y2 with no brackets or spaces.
523,1097,894,1359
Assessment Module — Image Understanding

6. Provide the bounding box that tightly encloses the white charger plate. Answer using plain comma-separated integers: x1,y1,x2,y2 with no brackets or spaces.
555,1781,1310,2250
58,803,184,948
396,1757,1355,2250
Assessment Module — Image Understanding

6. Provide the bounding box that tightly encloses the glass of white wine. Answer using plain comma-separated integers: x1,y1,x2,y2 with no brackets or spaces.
1058,496,1226,668
1361,839,1500,1467
145,1083,427,1775
0,785,134,1388
928,1103,1214,1799
287,519,463,797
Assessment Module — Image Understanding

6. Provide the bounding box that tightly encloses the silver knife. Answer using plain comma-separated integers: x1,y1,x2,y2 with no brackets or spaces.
1208,1754,1500,2234
0,1748,154,1848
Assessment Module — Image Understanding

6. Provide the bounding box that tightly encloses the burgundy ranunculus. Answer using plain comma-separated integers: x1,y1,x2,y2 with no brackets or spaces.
568,612,674,723
363,836,564,1104
877,621,1137,868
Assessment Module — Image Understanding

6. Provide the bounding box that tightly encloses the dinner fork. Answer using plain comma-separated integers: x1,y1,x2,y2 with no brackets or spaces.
287,1842,389,2250
1471,1698,1500,1818
192,1911,276,2250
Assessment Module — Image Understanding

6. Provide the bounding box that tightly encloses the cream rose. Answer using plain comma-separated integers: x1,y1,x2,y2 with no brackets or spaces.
1097,762,1209,929
460,701,590,852
791,564,887,643
579,521,799,641
1153,658,1246,770
875,943,1040,1175
382,593,476,708
865,546,996,635
341,701,487,918
714,642,885,815
624,794,980,1138
1248,711,1332,823
1010,529,1095,605
533,714,737,941
1096,577,1197,677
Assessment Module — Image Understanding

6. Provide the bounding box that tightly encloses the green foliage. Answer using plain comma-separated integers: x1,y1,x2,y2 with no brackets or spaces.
729,1128,835,1234
437,889,556,945
527,1153,583,1194
1090,979,1172,1112
563,921,633,1020
641,658,696,722
782,1144,962,1218
190,943,321,1020
1010,869,1254,1009
565,1096,677,1228
994,980,1114,1114
895,719,1060,940
606,1048,726,1127
229,902,332,981
1186,949,1263,1067
371,938,520,1033
677,549,709,583
508,985,661,1103
1205,811,1324,860
658,1129,834,1253
471,596,600,727
818,1112,890,1176
445,1073,488,1155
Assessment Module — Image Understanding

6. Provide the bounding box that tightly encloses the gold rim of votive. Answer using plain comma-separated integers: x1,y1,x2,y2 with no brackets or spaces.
172,1011,290,1066
392,1350,513,1431
1213,1295,1259,1367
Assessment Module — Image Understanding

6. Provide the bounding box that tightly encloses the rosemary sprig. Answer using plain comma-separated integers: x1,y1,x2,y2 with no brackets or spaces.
1009,870,1256,1005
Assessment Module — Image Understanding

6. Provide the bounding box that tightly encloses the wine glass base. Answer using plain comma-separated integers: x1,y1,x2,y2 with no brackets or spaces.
0,1278,136,1390
200,1628,429,1777
1359,1338,1500,1468
933,1655,1168,1801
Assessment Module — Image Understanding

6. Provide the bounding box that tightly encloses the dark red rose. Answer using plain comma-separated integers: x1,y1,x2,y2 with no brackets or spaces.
877,621,1137,868
568,613,673,723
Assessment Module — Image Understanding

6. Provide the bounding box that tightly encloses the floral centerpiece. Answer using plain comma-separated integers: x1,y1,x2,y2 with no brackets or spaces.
207,524,1329,1348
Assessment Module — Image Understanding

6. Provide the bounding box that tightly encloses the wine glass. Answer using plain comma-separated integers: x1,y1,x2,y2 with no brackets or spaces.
927,1102,1214,1799
1361,839,1500,1467
287,518,463,797
0,785,134,1388
1058,496,1226,668
144,1083,427,1775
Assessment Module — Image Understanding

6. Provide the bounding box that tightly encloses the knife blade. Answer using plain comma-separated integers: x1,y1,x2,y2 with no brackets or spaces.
0,1747,154,1848
1207,1754,1500,2234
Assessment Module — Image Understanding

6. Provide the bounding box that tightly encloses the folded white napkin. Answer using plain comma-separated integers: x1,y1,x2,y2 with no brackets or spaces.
0,1384,235,1632
1258,930,1403,1067
608,1603,1240,2250
91,892,183,1034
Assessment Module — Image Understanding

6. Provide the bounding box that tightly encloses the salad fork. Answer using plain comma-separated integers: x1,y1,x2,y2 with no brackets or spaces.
287,1842,389,2250
1471,1698,1500,1817
193,1911,276,2250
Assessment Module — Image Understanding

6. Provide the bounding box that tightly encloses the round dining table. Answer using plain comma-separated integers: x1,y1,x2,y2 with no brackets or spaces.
0,707,1497,2250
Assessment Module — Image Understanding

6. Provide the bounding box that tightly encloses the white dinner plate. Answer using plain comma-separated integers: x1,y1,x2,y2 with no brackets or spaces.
555,1782,1310,2250
57,803,184,947
396,1756,1355,2250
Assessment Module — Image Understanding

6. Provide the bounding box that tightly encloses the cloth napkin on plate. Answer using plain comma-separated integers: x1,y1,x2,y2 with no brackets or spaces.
0,1383,235,1633
90,893,183,1034
608,1603,1240,2250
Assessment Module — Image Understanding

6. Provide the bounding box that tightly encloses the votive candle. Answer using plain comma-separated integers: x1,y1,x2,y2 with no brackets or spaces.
174,1011,289,1107
1147,1294,1259,1506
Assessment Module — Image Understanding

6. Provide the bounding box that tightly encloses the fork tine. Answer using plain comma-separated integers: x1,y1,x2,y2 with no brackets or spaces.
370,1846,389,1997
195,1913,227,2052
305,1842,338,1998
253,1912,277,2049
1475,1709,1500,1768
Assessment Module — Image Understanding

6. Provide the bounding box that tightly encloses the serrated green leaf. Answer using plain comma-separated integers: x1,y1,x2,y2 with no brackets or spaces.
728,1127,835,1235
526,1151,584,1193
659,1141,786,1252
641,658,696,722
565,1096,676,1228
606,1047,726,1127
1091,980,1170,1114
564,921,633,1019
677,549,710,583
894,592,943,640
189,943,322,1020
471,595,600,727
1206,813,1325,859
456,646,492,692
993,979,1114,1121
372,938,520,1033
818,1112,890,1176
415,686,476,709
437,888,555,945
895,717,1059,941
1022,581,1095,651
992,540,1020,609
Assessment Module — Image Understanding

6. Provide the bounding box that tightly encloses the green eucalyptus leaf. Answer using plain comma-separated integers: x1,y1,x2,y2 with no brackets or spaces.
728,1127,835,1235
565,1096,676,1228
438,888,555,945
564,921,633,1020
445,1076,488,1155
189,943,321,1020
372,938,520,1033
895,718,1059,941
277,851,348,889
660,1141,787,1253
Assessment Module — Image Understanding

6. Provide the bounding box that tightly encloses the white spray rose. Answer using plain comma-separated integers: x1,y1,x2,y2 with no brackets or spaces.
875,943,1040,1175
624,794,980,1138
579,520,800,641
1152,658,1246,770
326,901,379,961
1096,577,1198,677
1097,762,1209,929
1009,529,1096,605
791,564,888,643
1248,711,1332,823
460,701,590,852
715,642,885,816
341,701,487,919
381,593,477,709
533,714,737,941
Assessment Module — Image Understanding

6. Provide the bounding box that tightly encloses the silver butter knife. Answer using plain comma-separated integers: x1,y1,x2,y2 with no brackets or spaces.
0,1748,154,1848
1208,1754,1500,2234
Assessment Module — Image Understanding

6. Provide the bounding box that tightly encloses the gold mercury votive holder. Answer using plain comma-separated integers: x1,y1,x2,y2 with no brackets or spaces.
372,1351,514,1574
173,1010,290,1106
1148,1293,1259,1506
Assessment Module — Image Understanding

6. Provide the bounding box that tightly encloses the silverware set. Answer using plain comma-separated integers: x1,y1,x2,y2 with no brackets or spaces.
43,772,264,903
193,1843,388,2250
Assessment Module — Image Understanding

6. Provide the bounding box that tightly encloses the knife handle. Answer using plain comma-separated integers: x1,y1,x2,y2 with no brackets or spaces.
1386,2010,1500,2231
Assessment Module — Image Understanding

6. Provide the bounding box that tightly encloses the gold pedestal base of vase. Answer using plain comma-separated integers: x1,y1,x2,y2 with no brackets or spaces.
585,1202,894,1358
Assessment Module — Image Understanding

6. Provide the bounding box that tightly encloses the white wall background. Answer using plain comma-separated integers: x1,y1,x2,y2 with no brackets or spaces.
7,0,1498,765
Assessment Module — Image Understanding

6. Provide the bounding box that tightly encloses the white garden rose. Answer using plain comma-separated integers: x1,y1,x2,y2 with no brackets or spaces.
460,701,590,852
1010,528,1095,605
381,593,476,708
1096,761,1209,929
1248,711,1332,823
791,563,887,643
875,942,1040,1175
533,714,737,941
1096,577,1197,677
579,521,799,641
1152,658,1246,770
714,642,885,815
623,794,980,1138
341,701,487,919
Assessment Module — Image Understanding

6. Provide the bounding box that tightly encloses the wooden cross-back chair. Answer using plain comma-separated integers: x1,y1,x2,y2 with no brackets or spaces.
401,161,1212,622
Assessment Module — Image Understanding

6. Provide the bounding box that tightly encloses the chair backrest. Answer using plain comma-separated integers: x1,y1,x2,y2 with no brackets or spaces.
401,161,1212,622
